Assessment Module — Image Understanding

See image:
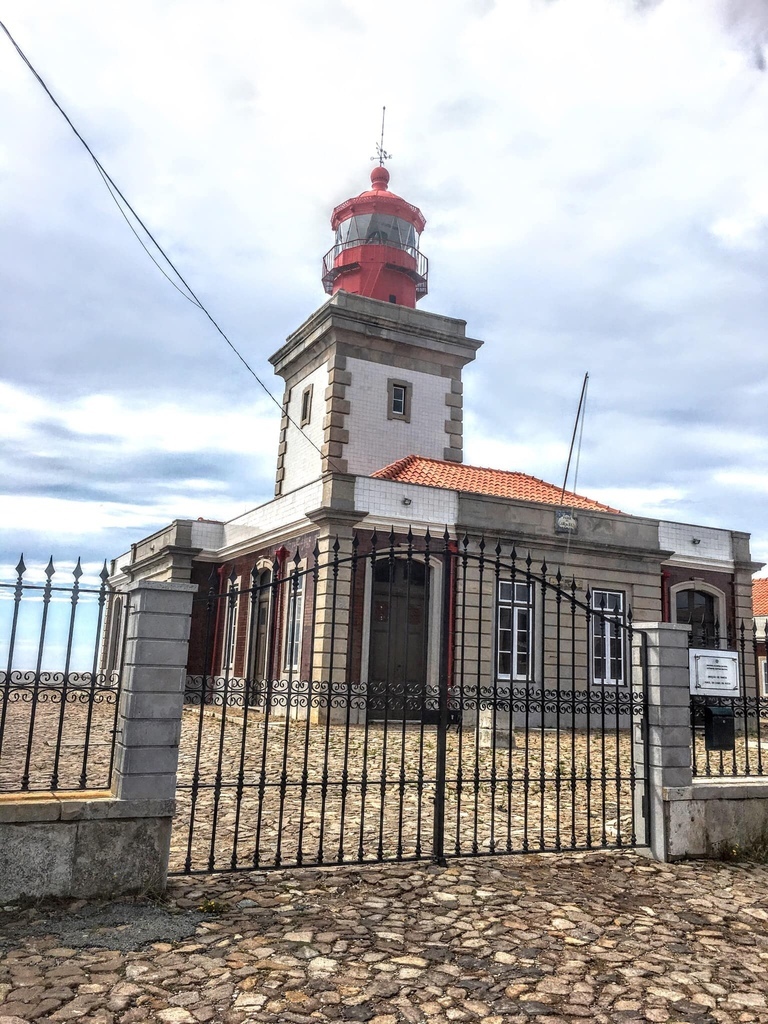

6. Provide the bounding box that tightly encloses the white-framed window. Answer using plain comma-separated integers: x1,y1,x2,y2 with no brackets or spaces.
387,378,412,422
497,580,532,681
760,656,767,698
284,572,304,673
592,589,625,685
221,577,240,675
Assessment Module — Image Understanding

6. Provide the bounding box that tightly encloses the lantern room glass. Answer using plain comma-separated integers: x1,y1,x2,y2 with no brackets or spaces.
335,214,419,255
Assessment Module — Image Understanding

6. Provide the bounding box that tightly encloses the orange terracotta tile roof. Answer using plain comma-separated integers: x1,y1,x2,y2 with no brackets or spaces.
372,455,621,513
754,578,768,617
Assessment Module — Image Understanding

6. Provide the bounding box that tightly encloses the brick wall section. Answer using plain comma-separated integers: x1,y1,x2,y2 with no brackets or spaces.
186,562,218,676
194,532,320,681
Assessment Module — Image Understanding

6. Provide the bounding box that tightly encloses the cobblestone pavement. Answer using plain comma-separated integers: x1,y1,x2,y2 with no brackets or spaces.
3,850,768,1023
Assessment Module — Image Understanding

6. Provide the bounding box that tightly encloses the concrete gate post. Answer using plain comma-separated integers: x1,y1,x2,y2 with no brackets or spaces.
632,622,692,861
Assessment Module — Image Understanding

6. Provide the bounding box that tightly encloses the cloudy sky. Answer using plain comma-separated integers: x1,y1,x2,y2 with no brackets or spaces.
1,0,767,589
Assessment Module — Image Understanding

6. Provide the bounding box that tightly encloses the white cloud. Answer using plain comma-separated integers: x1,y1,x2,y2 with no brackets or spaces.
0,0,767,572
712,469,768,493
585,485,689,518
1,380,279,460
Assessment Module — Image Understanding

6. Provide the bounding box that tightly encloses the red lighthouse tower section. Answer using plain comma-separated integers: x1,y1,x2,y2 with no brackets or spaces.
322,166,428,308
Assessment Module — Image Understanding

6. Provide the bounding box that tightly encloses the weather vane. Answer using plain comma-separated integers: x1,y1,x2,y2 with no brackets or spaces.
371,106,391,166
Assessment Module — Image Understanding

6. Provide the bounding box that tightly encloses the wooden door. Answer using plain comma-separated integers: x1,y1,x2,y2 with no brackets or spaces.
368,557,431,721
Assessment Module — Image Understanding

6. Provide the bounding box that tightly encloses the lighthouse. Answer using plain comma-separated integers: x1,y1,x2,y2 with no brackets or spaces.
270,164,480,496
321,165,428,308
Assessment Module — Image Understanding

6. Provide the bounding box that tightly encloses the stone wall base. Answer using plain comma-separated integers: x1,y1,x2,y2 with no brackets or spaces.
0,795,173,902
664,779,768,859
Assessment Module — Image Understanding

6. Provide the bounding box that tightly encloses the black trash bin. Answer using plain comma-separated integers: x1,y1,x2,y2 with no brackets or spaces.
704,705,735,751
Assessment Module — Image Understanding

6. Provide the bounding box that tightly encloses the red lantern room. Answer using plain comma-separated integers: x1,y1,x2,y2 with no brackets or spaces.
321,165,428,308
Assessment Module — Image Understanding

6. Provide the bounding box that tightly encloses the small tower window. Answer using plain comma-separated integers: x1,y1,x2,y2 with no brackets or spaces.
387,379,412,423
300,384,313,427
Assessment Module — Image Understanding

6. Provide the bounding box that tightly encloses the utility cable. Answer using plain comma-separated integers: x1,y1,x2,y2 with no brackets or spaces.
93,163,203,308
0,19,341,471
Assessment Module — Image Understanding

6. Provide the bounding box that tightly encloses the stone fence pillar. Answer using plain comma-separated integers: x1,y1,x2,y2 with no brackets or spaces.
632,622,692,862
115,580,197,802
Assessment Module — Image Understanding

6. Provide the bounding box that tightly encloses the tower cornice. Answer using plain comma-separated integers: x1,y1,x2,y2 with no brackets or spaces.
270,291,482,382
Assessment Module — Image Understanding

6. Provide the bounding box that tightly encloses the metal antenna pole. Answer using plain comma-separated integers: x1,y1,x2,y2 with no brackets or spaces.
560,372,589,505
372,106,392,166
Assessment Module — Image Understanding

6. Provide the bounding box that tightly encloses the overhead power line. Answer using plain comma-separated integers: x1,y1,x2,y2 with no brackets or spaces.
0,20,339,471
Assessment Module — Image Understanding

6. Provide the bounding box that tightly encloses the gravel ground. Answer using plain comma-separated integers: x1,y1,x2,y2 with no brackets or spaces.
2,851,768,1023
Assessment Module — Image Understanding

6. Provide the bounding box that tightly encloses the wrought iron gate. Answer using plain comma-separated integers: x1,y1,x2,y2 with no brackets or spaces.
170,531,649,875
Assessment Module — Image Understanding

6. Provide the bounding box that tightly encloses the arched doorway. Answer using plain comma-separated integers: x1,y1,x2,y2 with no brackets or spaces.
368,557,432,722
675,588,717,647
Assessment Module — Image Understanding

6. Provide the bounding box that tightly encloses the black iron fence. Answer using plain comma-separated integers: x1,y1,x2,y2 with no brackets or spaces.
0,556,125,793
172,531,648,874
691,621,768,777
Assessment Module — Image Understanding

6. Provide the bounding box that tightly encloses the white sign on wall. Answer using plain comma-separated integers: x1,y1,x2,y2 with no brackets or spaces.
688,649,740,697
